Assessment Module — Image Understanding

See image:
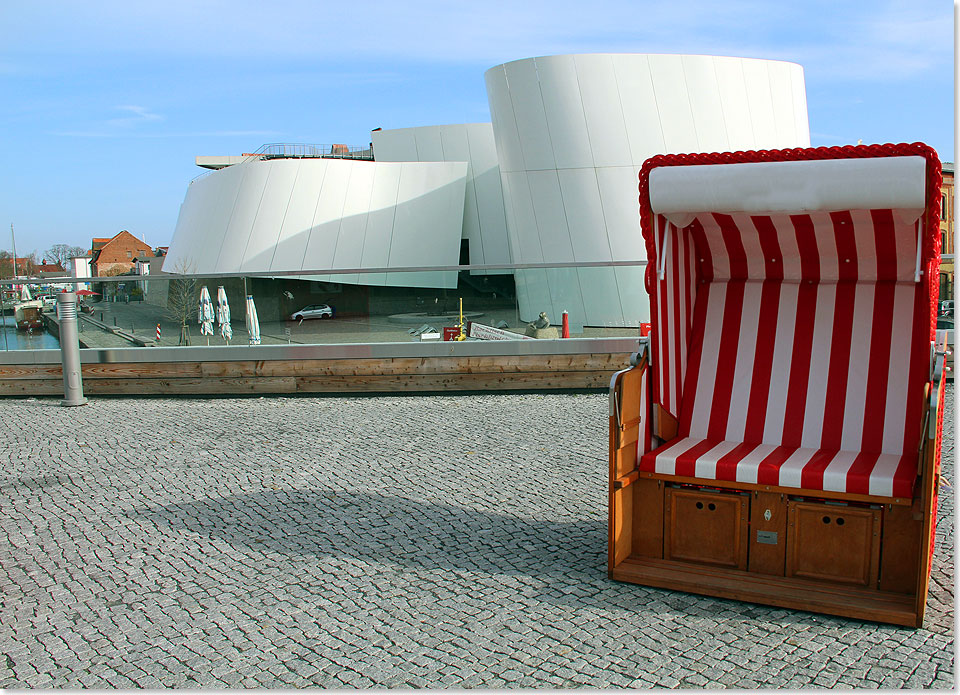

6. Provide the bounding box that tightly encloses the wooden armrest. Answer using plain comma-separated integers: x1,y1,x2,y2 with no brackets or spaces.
917,348,946,479
612,350,649,435
613,470,640,490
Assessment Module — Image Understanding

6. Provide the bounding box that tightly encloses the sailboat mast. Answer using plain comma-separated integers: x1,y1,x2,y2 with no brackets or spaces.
10,223,18,278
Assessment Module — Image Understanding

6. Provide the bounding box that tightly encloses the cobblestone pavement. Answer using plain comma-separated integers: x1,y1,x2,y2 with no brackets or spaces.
0,387,953,689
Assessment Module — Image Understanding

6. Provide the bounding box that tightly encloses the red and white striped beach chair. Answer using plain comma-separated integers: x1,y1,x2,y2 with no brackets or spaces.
609,143,947,626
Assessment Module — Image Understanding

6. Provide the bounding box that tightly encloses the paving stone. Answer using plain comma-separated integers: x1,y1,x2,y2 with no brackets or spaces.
0,390,953,688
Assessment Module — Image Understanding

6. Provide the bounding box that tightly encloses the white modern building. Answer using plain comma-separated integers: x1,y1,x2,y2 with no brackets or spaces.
68,255,92,292
165,53,810,328
485,54,808,328
165,157,468,290
371,123,512,276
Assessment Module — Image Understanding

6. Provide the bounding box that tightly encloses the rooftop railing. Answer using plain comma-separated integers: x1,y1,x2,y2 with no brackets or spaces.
189,142,377,183
244,143,375,162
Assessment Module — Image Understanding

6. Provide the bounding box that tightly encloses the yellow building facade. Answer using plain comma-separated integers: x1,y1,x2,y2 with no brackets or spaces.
940,162,954,304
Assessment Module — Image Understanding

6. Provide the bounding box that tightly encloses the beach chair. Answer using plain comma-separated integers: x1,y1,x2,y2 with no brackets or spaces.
609,143,947,626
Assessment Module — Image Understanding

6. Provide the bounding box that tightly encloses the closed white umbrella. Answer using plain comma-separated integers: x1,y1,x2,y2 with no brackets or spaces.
216,286,232,343
198,286,215,337
245,294,261,345
20,285,31,302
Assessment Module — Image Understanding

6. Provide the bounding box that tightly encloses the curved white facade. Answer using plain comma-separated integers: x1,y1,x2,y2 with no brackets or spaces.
371,124,512,273
167,53,812,328
165,157,468,288
485,54,810,327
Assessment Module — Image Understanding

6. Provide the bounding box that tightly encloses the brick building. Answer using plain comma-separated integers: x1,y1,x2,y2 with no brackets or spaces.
0,257,35,278
91,230,154,277
35,261,65,277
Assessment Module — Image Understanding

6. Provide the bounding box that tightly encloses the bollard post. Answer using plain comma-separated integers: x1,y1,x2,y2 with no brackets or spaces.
561,310,570,339
57,291,88,407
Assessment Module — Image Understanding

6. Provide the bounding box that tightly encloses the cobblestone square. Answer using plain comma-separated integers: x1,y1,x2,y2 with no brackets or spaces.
0,387,954,688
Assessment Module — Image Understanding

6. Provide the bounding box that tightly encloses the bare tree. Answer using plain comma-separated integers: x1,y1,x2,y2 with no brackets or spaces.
164,260,198,345
45,244,86,269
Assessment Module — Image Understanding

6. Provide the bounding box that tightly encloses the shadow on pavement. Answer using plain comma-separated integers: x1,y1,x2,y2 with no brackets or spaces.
137,489,606,579
135,489,919,630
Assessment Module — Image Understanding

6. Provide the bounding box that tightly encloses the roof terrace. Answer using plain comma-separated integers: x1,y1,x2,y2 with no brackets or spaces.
196,142,375,169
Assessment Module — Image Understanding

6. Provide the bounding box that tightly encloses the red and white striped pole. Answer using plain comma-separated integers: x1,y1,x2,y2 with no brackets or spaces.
561,310,570,338
155,323,161,342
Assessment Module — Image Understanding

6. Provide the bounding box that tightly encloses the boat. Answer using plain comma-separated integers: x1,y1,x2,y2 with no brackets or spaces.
14,286,44,332
14,302,43,331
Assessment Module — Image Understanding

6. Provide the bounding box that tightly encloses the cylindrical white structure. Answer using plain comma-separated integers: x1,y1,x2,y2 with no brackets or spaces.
484,54,810,328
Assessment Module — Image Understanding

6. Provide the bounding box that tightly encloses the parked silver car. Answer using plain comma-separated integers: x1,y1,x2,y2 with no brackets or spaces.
39,295,58,310
290,304,334,321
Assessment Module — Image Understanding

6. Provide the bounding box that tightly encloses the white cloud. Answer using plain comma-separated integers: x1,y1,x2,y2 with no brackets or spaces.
48,106,284,139
2,0,946,74
51,128,282,139
106,105,164,128
4,1,950,91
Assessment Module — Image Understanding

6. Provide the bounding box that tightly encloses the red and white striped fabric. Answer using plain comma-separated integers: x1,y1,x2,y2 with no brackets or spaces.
637,145,942,499
648,216,698,417
644,437,915,498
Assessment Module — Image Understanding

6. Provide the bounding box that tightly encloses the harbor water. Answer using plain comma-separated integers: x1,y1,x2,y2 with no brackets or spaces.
0,315,59,350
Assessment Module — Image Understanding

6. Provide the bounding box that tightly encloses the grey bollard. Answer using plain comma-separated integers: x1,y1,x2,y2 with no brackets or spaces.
57,291,88,407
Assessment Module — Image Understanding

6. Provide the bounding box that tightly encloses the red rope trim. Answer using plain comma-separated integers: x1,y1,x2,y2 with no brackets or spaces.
637,143,943,338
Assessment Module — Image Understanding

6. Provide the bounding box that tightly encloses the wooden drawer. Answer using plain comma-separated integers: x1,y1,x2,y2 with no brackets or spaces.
664,487,748,569
786,501,881,587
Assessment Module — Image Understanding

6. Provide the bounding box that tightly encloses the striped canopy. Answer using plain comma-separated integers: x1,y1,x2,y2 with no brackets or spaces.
636,143,942,499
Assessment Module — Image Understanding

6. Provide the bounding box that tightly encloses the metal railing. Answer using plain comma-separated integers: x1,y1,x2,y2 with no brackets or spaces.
0,262,655,355
5,259,650,285
190,142,376,183
0,336,643,365
244,143,374,162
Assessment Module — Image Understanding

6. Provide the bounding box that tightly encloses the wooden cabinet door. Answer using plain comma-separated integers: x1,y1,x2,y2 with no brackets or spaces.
786,502,880,587
664,488,749,570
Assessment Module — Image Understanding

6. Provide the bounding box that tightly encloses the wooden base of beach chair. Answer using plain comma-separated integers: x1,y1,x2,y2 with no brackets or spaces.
608,438,940,628
610,556,921,627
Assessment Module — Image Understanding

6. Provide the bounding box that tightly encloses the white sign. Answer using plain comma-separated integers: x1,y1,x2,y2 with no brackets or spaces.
466,321,533,341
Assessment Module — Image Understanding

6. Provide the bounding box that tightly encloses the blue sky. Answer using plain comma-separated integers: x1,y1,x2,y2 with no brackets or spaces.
0,0,953,257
